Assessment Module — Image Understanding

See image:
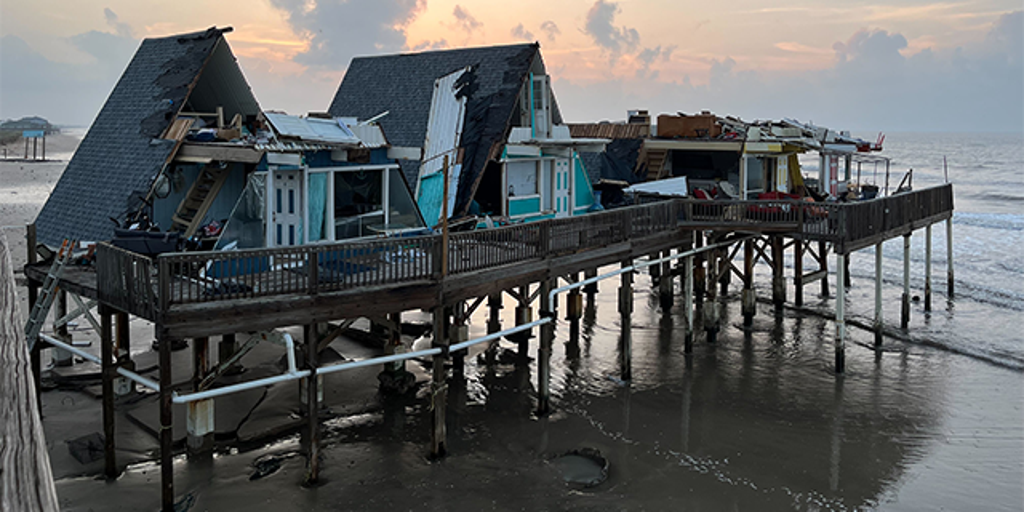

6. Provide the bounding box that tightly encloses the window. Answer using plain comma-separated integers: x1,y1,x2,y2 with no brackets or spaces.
334,169,383,239
507,160,538,197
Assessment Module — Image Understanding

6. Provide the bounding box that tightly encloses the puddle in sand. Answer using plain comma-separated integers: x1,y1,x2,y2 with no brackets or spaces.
549,449,608,487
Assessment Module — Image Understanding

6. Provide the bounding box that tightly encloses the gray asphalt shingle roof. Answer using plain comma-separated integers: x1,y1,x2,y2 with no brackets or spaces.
34,28,227,246
328,43,547,216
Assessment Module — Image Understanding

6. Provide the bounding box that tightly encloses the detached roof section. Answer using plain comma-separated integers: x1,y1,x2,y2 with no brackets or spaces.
328,43,557,215
35,27,252,246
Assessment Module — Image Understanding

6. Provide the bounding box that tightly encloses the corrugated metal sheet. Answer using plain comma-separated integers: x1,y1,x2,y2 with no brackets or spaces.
346,123,389,148
417,67,469,224
625,176,689,197
567,123,648,140
264,113,360,144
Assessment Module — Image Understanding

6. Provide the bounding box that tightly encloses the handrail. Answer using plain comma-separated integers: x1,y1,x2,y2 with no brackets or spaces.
95,184,953,315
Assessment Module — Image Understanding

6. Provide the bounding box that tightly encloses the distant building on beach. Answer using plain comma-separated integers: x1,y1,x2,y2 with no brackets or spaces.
0,116,60,134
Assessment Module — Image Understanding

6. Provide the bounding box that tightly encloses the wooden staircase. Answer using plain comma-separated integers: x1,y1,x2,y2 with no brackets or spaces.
170,165,230,238
639,147,669,181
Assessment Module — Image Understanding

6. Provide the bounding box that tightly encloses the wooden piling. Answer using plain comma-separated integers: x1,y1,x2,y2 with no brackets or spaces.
430,307,448,458
158,329,174,512
659,250,674,310
619,260,633,380
514,285,531,364
305,324,320,484
537,279,554,415
694,232,706,305
742,239,755,326
771,236,786,307
874,242,883,346
946,218,954,297
100,305,117,477
925,224,932,311
794,240,804,307
902,234,911,329
450,304,465,379
836,254,846,373
583,268,598,295
53,290,72,367
703,247,719,344
819,241,830,297
187,336,213,456
684,251,694,353
115,311,133,395
486,293,501,364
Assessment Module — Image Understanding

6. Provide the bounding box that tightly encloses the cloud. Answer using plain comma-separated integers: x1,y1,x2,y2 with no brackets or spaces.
0,31,138,126
511,23,534,41
636,45,675,78
553,13,1024,132
410,39,449,51
584,0,640,59
103,8,133,39
270,0,425,69
540,21,560,41
452,5,482,34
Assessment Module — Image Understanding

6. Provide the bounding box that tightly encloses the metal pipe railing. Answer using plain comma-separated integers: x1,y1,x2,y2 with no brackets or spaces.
40,333,161,392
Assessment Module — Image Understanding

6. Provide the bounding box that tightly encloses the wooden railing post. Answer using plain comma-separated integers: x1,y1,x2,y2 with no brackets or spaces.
158,256,170,320
307,250,319,295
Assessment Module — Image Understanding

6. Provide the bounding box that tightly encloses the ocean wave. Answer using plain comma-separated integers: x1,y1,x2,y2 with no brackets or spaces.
953,211,1024,231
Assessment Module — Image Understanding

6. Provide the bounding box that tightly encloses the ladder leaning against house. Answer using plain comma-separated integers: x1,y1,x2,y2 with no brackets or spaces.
24,239,76,350
170,164,231,238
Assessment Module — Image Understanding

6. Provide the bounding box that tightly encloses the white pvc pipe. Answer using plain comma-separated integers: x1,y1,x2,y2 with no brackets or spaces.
318,347,444,376
40,333,161,392
448,318,551,353
172,331,307,404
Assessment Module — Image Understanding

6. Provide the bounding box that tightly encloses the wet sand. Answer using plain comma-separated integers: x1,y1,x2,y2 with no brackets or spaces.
2,140,1021,511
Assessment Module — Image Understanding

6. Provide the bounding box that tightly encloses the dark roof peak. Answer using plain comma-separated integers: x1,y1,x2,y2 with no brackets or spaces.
144,26,233,44
350,42,537,62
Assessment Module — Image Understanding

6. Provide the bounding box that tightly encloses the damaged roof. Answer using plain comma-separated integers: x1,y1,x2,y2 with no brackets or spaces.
34,27,237,246
328,43,559,216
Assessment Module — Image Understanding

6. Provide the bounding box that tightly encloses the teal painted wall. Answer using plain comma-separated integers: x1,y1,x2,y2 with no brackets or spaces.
574,153,595,211
509,196,541,216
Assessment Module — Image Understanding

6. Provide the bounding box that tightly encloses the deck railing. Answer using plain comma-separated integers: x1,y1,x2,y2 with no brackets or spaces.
96,243,159,319
95,184,953,316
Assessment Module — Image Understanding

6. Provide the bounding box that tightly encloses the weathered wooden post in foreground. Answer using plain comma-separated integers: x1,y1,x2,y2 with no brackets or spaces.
305,324,320,484
683,251,695,353
100,305,117,477
0,231,59,511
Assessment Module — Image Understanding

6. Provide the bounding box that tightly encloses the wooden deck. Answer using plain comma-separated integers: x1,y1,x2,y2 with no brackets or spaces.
26,184,954,340
0,232,59,512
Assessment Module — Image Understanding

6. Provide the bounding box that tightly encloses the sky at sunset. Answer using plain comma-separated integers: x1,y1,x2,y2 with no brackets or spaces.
1,0,1021,132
